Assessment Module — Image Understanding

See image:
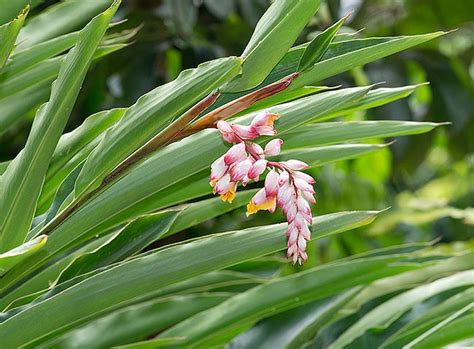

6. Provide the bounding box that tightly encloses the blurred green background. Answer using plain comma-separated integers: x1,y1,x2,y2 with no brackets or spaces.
2,0,473,262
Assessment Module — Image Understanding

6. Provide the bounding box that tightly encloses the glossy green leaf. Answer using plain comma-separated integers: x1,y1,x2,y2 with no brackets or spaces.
284,121,443,149
298,15,347,72
156,255,418,347
17,0,113,47
0,210,379,347
36,108,126,214
0,6,28,69
381,287,474,349
328,270,474,349
0,235,47,276
224,0,320,92
0,1,120,252
74,56,242,197
57,210,179,283
409,311,474,349
229,289,360,349
39,293,233,348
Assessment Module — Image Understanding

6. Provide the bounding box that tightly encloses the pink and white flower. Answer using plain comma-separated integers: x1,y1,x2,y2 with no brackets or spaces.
211,110,316,265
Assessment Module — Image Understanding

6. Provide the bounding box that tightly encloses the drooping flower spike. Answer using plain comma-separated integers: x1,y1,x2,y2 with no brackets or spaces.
210,111,316,265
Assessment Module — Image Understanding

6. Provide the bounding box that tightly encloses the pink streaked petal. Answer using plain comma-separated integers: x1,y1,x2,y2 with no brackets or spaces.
255,126,277,136
284,159,309,170
264,139,283,156
297,235,307,250
248,142,264,158
287,225,298,245
214,174,231,194
250,187,267,205
296,196,311,215
224,142,247,165
248,159,268,180
300,224,311,240
293,170,315,184
210,156,227,181
287,243,297,257
286,205,297,223
302,190,316,204
232,124,258,140
229,158,252,181
294,178,315,194
278,170,290,186
264,170,279,196
251,111,279,127
216,120,233,134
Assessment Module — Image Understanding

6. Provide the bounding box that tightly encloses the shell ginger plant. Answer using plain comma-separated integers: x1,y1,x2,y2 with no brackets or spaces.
0,1,467,348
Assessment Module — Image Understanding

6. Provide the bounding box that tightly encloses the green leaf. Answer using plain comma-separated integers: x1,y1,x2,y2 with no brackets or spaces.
0,235,47,276
37,108,126,214
0,210,379,347
298,15,347,72
156,255,418,347
381,287,474,349
57,210,179,283
277,143,391,166
229,289,360,349
409,311,474,349
0,6,28,69
223,0,320,92
327,270,474,349
0,1,120,252
16,0,113,47
339,252,474,319
74,56,242,197
39,293,233,348
283,121,442,149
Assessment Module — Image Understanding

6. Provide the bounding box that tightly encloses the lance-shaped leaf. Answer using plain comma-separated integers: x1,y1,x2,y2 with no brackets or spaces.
156,255,419,347
74,56,242,197
283,121,443,149
0,6,28,69
229,289,360,349
0,1,120,252
223,0,320,92
0,211,379,347
381,287,474,349
57,210,179,282
0,235,47,277
327,270,474,349
39,293,234,348
298,14,347,72
37,108,126,214
16,0,113,47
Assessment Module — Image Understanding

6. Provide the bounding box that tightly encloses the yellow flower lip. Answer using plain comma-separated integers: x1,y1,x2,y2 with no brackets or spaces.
246,196,276,216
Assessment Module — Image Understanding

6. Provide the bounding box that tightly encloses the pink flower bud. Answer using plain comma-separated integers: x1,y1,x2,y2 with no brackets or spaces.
248,142,264,158
294,177,315,194
296,196,311,216
210,156,227,181
224,142,246,165
214,173,231,194
251,111,279,128
254,126,277,136
232,124,258,140
278,170,290,186
264,139,283,156
283,160,309,170
264,170,279,196
302,190,316,204
229,158,252,181
248,159,268,180
293,170,315,184
217,120,239,143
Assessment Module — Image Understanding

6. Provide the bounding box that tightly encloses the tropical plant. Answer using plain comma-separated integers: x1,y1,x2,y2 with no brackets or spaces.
0,0,472,348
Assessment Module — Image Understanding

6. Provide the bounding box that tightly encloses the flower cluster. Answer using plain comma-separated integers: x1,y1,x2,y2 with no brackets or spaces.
210,111,316,265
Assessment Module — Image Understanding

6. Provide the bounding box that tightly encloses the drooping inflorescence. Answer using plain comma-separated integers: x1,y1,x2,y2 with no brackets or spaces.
210,111,316,265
